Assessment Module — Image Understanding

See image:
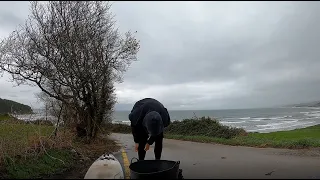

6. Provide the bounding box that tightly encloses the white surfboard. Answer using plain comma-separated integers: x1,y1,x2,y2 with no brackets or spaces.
84,153,124,179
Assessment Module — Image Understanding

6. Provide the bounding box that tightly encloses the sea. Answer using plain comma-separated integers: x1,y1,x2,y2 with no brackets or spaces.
15,107,320,133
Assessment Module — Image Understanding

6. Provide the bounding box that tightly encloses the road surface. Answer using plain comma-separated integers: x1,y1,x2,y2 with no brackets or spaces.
111,133,320,179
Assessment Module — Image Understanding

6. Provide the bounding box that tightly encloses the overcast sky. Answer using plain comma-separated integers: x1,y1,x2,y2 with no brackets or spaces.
1,1,320,110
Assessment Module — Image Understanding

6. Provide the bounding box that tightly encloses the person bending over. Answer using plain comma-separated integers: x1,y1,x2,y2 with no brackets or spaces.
129,98,170,160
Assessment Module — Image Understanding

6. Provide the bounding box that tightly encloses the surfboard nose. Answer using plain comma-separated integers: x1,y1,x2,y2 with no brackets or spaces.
84,153,124,179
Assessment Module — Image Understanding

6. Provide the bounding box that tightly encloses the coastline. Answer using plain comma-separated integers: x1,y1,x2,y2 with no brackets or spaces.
20,106,320,133
112,107,320,133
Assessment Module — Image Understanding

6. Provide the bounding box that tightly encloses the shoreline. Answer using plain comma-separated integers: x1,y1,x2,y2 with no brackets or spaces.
15,106,320,134
111,120,320,134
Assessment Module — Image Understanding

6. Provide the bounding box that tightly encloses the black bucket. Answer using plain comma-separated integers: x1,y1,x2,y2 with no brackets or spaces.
129,158,180,179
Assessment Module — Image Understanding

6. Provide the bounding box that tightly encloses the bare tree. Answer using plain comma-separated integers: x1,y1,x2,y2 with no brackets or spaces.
0,1,140,140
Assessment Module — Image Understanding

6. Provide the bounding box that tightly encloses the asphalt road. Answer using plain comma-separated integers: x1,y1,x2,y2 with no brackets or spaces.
111,133,320,179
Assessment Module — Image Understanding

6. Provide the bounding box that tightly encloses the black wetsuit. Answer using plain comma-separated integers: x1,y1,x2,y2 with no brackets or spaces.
129,98,170,160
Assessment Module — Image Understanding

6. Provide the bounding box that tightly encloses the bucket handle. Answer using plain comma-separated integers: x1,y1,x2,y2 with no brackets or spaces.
130,158,180,166
130,157,139,164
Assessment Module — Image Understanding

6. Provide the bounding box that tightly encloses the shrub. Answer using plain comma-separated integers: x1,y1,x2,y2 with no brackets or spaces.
109,116,246,139
165,117,245,139
110,123,132,134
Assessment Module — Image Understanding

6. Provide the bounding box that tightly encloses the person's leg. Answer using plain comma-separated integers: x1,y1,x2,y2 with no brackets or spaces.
154,133,164,160
138,137,148,160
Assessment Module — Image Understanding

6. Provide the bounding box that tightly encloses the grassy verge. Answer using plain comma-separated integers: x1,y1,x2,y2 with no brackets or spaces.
0,114,10,121
110,117,320,149
3,149,74,179
0,114,120,179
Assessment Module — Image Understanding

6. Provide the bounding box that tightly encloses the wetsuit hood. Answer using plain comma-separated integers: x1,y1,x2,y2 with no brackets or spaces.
142,111,164,136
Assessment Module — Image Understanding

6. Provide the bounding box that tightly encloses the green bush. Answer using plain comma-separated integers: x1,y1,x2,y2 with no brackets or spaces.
110,117,246,139
109,123,132,134
165,117,246,139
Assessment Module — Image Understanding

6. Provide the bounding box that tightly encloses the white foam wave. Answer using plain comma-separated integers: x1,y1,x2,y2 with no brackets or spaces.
305,111,320,118
256,120,298,128
113,120,130,125
281,118,299,121
255,121,315,131
249,118,268,122
220,120,246,124
250,119,263,122
250,115,295,121
239,117,251,120
300,111,310,114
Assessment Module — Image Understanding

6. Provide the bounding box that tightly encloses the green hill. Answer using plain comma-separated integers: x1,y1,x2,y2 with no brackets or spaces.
292,101,320,107
0,98,33,114
283,100,320,108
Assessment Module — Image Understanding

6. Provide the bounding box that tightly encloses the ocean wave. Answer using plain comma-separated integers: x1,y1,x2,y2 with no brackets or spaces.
283,115,293,118
249,119,263,122
249,118,269,122
305,111,320,118
224,115,296,123
239,117,251,120
256,120,299,128
281,118,299,121
300,111,310,114
113,120,130,125
255,121,316,131
220,120,246,124
247,116,287,122
269,117,282,120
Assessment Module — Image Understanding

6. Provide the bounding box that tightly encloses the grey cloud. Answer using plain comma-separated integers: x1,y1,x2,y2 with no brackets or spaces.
111,1,320,109
2,1,320,110
20,90,32,93
0,73,41,109
111,2,295,85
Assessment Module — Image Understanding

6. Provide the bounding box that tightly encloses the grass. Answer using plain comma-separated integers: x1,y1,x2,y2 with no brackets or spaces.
0,113,11,121
3,149,74,179
0,114,120,179
110,117,320,149
0,122,70,179
166,124,320,149
0,123,55,159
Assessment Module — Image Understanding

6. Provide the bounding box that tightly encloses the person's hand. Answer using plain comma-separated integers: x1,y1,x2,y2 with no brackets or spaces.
135,143,139,152
144,144,150,151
